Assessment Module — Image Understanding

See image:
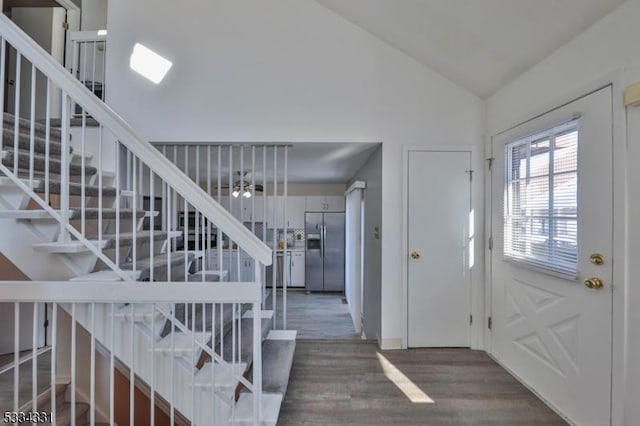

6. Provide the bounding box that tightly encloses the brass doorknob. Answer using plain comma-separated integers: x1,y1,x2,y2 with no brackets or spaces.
590,253,605,265
584,277,604,289
411,251,420,260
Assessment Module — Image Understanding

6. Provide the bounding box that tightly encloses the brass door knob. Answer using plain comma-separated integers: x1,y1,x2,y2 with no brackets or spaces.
590,254,605,265
584,277,604,289
410,251,420,260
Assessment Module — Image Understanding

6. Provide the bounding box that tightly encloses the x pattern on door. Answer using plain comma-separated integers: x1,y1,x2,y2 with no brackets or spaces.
505,279,581,381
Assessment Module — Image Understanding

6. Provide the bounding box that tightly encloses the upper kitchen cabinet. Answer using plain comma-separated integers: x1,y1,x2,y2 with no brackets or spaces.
266,196,284,229
267,196,306,229
286,197,306,228
305,195,345,212
241,196,265,222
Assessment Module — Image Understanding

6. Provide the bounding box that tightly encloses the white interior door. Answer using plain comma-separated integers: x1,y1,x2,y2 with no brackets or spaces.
408,150,472,347
490,87,613,426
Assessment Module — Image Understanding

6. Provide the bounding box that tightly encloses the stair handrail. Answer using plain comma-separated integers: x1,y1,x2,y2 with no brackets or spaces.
0,14,272,266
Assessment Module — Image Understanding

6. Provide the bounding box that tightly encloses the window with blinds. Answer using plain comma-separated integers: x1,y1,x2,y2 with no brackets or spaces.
504,120,579,277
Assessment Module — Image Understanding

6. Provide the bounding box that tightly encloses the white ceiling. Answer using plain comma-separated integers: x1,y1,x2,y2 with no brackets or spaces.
159,143,381,184
315,0,626,98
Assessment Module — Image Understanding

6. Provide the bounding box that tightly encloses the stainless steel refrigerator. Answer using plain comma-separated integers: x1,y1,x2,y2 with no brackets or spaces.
305,212,345,292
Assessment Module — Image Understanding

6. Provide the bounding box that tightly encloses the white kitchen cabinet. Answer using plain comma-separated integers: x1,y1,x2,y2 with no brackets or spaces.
290,251,305,287
266,196,284,229
241,196,265,222
305,195,345,212
266,196,306,229
205,249,236,280
286,196,306,228
240,251,255,281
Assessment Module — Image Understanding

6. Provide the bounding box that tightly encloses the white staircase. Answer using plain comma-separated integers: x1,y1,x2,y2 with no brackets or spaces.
0,13,295,426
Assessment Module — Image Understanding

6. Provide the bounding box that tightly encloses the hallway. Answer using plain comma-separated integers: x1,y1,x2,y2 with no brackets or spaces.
270,290,360,340
278,341,567,425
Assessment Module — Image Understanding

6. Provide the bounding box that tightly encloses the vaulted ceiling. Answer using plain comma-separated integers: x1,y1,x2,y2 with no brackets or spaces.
315,0,626,98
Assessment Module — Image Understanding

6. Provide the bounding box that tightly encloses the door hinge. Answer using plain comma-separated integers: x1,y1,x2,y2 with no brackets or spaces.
488,236,493,250
488,317,492,330
62,21,69,30
470,314,473,325
486,157,495,171
465,169,474,182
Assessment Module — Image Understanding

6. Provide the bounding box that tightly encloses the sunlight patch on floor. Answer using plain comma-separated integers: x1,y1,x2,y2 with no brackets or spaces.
376,352,434,403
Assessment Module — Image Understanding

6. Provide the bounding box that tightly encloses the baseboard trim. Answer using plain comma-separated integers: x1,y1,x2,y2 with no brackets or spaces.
379,338,402,350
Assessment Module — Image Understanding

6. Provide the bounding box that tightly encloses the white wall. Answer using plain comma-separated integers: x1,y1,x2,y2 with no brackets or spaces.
81,0,108,31
625,90,640,426
487,1,640,424
105,0,486,348
349,146,382,341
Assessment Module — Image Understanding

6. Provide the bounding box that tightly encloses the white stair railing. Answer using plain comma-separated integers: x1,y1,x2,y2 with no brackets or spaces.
69,30,107,117
0,13,271,426
0,281,263,426
156,143,294,330
0,13,271,268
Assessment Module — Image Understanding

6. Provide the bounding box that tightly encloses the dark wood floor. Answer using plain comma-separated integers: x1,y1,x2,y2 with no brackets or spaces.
279,340,567,425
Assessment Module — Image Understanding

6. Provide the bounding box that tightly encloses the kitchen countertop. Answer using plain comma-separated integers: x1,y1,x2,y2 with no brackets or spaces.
274,248,305,253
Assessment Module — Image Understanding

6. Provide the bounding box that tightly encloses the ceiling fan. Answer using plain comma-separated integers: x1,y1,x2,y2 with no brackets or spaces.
220,172,264,198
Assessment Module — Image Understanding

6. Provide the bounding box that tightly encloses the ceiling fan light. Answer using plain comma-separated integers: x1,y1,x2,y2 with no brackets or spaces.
243,190,252,198
232,189,240,198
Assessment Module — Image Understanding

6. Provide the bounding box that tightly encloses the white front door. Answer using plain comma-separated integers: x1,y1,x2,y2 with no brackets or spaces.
490,87,613,425
408,150,472,347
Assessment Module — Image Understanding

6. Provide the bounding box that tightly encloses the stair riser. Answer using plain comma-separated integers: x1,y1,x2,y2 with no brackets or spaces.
2,130,65,155
18,384,67,414
2,113,62,142
2,151,97,176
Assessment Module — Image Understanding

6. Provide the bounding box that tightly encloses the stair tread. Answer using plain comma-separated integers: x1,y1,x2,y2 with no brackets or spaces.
36,180,118,197
48,117,100,128
4,112,62,140
261,334,296,396
155,331,212,352
220,317,273,365
17,383,67,413
70,208,150,220
32,240,105,253
193,361,248,391
161,302,237,341
0,208,148,221
231,392,283,425
100,230,181,249
120,251,195,281
115,302,172,318
2,127,65,155
187,270,228,282
53,401,90,425
2,149,97,176
70,270,140,281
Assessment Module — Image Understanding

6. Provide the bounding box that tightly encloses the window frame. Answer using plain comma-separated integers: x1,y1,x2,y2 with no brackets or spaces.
503,119,580,280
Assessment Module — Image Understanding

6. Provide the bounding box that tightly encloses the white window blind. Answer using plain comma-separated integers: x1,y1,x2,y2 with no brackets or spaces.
504,120,579,277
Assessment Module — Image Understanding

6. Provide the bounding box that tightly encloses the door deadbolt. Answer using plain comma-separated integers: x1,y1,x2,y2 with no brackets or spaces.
410,251,420,260
584,277,604,289
590,253,605,265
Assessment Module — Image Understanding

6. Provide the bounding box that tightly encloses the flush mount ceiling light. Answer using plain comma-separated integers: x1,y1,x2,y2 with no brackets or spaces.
129,43,173,84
